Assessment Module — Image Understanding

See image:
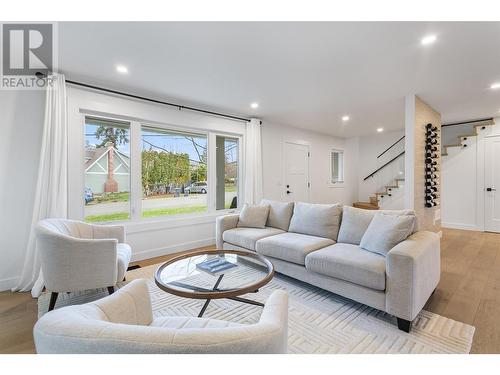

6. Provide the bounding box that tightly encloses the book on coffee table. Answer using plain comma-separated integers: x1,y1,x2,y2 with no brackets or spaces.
196,257,238,276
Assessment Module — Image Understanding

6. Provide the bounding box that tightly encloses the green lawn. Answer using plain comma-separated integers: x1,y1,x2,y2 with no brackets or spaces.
85,205,208,223
89,192,130,204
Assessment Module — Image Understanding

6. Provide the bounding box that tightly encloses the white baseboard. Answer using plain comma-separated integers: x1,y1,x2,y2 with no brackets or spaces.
441,222,480,231
0,276,19,292
131,237,216,262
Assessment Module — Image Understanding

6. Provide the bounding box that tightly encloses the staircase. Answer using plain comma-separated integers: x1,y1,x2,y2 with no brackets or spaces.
441,122,491,156
354,136,406,210
354,178,405,210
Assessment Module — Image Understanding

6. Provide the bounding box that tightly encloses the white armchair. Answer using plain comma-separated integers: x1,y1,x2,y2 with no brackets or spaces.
36,218,132,311
34,279,289,354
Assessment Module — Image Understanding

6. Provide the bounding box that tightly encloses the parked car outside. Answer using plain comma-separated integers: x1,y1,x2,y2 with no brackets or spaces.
84,187,94,204
185,182,208,194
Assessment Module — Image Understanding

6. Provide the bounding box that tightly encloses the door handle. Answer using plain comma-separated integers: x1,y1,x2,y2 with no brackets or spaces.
286,190,292,194
487,187,497,191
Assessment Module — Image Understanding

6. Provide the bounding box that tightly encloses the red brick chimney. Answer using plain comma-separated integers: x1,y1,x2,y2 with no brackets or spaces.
104,142,118,193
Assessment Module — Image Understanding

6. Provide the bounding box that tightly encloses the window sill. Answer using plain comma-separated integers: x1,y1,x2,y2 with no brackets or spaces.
120,210,239,234
328,182,345,188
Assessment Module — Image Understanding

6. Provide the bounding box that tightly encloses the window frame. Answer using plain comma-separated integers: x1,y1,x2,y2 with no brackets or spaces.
329,148,345,186
76,113,244,224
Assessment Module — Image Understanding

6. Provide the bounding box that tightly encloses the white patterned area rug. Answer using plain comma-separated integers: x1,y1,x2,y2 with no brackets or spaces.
38,264,475,354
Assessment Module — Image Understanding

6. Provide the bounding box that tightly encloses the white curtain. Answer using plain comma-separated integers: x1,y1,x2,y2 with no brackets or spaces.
244,118,263,205
12,73,68,297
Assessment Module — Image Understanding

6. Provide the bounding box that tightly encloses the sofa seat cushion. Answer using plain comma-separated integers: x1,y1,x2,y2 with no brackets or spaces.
256,232,335,266
222,227,285,251
305,243,386,291
116,243,132,282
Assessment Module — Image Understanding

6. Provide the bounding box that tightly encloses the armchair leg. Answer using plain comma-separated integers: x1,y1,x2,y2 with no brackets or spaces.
48,292,59,312
107,286,115,295
397,318,412,333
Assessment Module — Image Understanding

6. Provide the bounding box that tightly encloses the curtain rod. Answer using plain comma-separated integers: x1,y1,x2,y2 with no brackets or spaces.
65,79,254,123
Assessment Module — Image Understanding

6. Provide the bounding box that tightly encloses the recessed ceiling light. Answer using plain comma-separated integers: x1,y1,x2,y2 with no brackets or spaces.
116,65,128,74
250,102,259,109
342,115,350,121
377,128,384,133
421,35,437,45
490,83,500,90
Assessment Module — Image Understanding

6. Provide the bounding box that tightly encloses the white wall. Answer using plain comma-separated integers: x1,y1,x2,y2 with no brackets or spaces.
441,117,499,231
356,129,405,203
261,122,358,206
0,90,45,290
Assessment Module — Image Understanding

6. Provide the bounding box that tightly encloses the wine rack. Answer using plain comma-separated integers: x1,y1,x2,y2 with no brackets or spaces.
425,123,440,208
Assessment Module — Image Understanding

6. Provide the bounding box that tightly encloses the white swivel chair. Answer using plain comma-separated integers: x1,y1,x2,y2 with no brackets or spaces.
33,279,289,354
36,218,132,311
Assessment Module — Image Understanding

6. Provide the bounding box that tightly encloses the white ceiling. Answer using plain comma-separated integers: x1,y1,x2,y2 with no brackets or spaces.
59,22,500,138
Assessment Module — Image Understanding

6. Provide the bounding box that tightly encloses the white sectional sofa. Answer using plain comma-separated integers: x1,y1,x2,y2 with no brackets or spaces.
216,200,440,332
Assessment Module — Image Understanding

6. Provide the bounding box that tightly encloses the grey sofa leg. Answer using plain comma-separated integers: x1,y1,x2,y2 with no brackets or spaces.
48,292,59,312
107,286,115,295
397,318,412,333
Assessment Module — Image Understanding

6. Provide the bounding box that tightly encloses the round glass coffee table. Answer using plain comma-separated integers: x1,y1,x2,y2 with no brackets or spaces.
154,249,275,317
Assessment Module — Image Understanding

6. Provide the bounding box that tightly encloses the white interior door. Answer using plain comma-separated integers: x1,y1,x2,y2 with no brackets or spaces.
284,142,310,202
485,136,500,233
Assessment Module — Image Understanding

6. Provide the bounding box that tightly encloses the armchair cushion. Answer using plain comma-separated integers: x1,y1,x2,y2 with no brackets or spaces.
116,243,132,282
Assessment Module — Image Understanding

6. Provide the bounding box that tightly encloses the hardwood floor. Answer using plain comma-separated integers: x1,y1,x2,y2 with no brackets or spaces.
1,230,499,353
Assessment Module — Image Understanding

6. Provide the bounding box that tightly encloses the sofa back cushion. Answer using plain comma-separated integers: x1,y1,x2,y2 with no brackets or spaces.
237,204,270,229
261,199,295,231
359,212,416,256
288,202,342,240
337,206,417,245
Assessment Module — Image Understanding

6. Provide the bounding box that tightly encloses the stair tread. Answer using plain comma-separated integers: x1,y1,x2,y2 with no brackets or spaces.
353,202,379,210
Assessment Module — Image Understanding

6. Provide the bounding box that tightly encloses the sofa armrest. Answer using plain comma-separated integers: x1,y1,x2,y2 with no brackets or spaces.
215,214,239,250
386,231,440,321
91,223,126,243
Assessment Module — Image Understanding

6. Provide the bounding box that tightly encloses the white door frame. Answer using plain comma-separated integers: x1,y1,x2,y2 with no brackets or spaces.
484,134,500,233
282,140,310,202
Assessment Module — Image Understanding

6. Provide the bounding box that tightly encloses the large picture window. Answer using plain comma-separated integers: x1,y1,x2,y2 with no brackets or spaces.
141,127,208,218
82,117,241,223
84,118,131,222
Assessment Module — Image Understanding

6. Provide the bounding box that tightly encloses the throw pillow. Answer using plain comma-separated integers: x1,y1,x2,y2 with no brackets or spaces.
288,202,342,240
359,212,416,256
261,199,295,231
237,204,270,229
338,206,417,245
